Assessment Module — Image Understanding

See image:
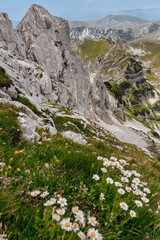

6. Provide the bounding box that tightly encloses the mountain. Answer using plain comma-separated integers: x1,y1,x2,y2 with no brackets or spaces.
0,5,160,239
69,15,160,43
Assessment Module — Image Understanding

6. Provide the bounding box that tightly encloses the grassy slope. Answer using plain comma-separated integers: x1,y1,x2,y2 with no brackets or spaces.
0,103,160,239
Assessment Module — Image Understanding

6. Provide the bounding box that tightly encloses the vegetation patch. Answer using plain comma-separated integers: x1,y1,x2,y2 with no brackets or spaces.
0,67,12,88
16,96,41,116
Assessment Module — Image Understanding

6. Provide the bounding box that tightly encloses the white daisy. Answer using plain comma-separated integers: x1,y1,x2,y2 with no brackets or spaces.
50,198,56,204
52,213,60,222
123,171,132,178
118,188,125,195
106,177,114,184
78,231,86,239
44,200,54,206
101,168,107,173
57,197,67,207
73,223,79,232
141,197,149,203
140,191,146,197
129,210,136,217
60,218,72,231
92,174,100,181
115,182,122,187
75,210,85,222
135,200,143,207
72,206,79,214
132,178,140,184
119,159,127,166
121,177,129,183
125,186,132,192
103,161,110,167
30,190,41,197
97,233,103,240
110,156,117,161
88,216,98,226
40,191,49,198
100,193,105,200
103,158,109,162
97,156,103,161
120,202,129,211
143,188,151,194
133,190,139,196
131,184,138,189
87,228,99,239
135,172,141,177
56,208,65,215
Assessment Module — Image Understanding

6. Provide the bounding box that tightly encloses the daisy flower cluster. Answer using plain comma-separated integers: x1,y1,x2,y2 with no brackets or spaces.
29,190,103,239
93,156,152,218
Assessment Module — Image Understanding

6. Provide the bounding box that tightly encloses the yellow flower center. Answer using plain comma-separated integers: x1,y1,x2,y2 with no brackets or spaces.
91,232,96,237
47,202,51,206
131,212,134,216
74,224,77,229
137,203,140,206
59,210,63,214
80,234,84,238
122,204,126,208
77,215,82,220
91,219,95,224
65,222,70,227
61,200,64,204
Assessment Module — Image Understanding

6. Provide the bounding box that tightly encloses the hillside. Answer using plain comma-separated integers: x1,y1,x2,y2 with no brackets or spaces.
0,5,160,240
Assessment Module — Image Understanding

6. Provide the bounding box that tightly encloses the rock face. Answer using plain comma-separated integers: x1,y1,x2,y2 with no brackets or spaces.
2,5,92,115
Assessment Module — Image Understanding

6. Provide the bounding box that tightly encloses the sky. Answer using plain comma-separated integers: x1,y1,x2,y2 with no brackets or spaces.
1,0,160,21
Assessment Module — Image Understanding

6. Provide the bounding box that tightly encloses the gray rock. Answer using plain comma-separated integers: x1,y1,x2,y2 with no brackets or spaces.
62,131,87,145
0,89,11,100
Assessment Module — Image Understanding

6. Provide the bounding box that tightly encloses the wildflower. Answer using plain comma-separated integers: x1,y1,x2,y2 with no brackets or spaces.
97,156,103,160
78,231,86,239
88,216,98,226
121,177,129,183
117,165,123,170
106,177,114,184
57,197,67,207
40,191,49,198
25,169,30,174
100,193,105,200
115,182,122,187
73,223,79,232
50,198,56,204
44,200,54,206
123,171,132,178
87,228,99,239
143,188,151,194
103,158,109,162
140,191,146,197
119,159,127,166
30,190,41,197
135,200,143,207
75,210,85,222
129,210,136,217
132,178,140,184
133,190,140,196
97,233,103,240
52,213,60,221
0,162,5,168
135,172,141,177
72,206,79,214
114,161,120,167
110,156,117,161
0,168,3,172
120,202,129,211
101,168,107,173
125,186,132,192
103,161,110,167
118,188,125,195
56,208,65,215
60,218,72,231
131,184,138,189
92,174,100,181
141,197,149,203
8,165,12,170
142,181,148,186
28,181,33,185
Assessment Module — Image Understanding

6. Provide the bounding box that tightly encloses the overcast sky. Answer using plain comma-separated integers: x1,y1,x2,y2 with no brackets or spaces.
1,0,160,21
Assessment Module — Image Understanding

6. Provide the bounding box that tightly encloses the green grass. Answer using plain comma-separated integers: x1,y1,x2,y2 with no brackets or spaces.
78,39,111,62
0,67,12,88
0,103,160,239
16,96,41,116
